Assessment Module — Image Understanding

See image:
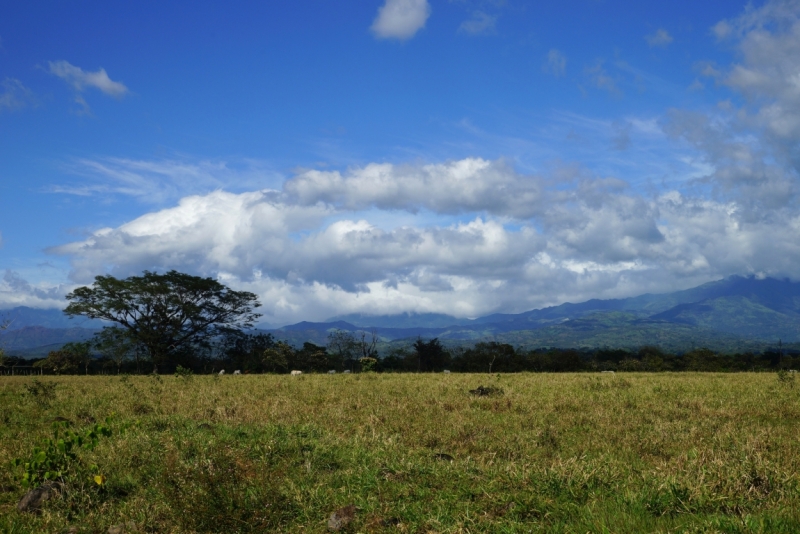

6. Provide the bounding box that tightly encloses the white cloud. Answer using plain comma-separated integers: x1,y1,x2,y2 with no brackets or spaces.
0,271,73,309
48,60,128,97
645,28,674,47
0,78,35,111
713,1,800,148
459,11,497,35
283,158,545,218
371,0,431,40
712,20,732,40
663,1,800,214
544,49,567,78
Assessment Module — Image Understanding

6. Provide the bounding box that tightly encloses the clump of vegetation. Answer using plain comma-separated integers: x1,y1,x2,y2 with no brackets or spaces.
161,442,293,531
359,357,377,372
468,385,504,396
174,365,193,380
11,419,112,489
23,379,58,400
777,368,796,386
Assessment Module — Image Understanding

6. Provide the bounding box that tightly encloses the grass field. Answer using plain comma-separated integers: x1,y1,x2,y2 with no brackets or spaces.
1,372,799,533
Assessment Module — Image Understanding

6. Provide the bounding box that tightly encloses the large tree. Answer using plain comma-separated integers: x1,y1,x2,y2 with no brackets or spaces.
65,270,261,372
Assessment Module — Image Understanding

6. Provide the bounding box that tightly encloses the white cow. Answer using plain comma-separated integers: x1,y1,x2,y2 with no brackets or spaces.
218,370,225,375
290,370,302,376
233,370,241,375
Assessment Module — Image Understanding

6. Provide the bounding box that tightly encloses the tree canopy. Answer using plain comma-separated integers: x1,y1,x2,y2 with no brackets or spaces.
65,270,261,372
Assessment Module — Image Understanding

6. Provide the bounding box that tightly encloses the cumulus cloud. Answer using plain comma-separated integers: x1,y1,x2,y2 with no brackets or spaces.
283,158,545,218
371,0,431,40
459,11,497,35
645,28,674,47
0,78,36,111
544,49,567,78
48,61,128,97
45,148,800,324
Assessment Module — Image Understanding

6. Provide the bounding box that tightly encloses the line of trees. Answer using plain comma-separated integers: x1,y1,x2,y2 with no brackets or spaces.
15,334,798,375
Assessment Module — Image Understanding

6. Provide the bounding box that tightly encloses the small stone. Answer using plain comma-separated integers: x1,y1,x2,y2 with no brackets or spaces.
433,453,454,462
17,482,58,513
328,504,357,531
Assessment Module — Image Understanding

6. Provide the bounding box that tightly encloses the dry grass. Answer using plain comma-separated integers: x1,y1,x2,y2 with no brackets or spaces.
1,372,799,532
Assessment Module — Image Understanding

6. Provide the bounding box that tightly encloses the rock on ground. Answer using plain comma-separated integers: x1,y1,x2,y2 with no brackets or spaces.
17,482,59,513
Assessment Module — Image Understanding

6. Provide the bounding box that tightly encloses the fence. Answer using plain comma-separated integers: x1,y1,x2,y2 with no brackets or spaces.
0,365,43,376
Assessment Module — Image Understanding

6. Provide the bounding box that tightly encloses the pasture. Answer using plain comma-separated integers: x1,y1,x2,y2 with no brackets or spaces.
1,372,799,533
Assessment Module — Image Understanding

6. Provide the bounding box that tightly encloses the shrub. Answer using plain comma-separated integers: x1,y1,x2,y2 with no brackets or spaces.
174,365,193,380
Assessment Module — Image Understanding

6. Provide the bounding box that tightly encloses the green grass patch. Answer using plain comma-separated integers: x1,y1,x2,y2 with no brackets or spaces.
1,372,799,532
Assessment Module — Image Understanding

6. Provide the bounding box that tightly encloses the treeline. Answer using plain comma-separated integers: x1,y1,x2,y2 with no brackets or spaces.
7,331,798,375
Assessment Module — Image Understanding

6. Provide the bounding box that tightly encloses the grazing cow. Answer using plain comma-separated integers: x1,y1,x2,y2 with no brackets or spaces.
233,370,241,375
443,370,451,374
601,370,615,374
343,370,351,374
328,370,336,374
290,370,302,376
218,370,225,375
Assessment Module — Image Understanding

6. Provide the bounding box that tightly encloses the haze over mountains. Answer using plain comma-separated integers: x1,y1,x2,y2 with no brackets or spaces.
4,275,795,357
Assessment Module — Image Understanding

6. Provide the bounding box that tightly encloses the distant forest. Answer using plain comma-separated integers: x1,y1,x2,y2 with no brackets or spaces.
3,331,797,375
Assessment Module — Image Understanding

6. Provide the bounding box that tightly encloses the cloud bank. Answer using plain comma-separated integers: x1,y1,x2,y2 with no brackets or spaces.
0,271,73,309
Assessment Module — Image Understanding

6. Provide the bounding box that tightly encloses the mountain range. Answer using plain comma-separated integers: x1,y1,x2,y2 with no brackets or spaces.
268,276,800,353
2,276,799,357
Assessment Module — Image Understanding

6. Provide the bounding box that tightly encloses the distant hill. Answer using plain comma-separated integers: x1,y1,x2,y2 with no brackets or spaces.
0,306,104,330
266,276,800,352
327,312,471,329
0,326,98,357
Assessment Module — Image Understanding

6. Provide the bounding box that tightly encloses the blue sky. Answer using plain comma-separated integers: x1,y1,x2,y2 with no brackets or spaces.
2,0,800,326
